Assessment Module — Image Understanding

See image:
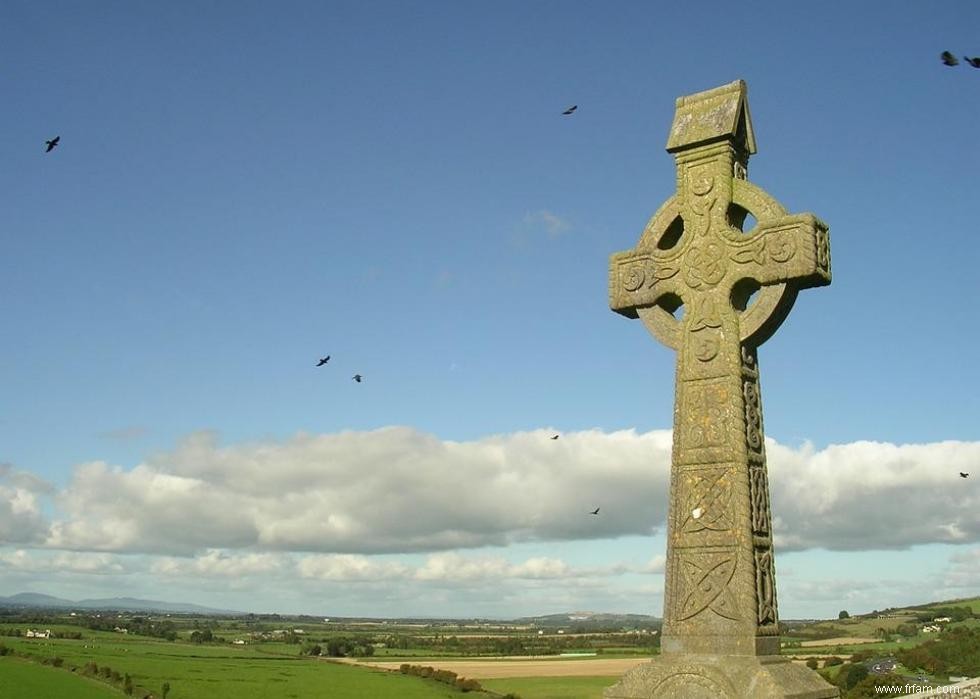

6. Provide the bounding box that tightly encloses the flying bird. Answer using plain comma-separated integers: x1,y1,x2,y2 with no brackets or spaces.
965,56,980,68
352,374,363,383
589,507,600,515
562,105,577,115
961,472,970,478
941,51,959,66
551,435,559,440
45,136,60,152
316,356,330,367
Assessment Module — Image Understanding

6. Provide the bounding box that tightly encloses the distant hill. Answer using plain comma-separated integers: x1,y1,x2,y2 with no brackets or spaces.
0,592,238,615
517,611,660,629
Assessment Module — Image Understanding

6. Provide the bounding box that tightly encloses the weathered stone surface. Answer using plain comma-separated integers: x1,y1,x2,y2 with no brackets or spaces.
605,654,839,699
605,80,837,698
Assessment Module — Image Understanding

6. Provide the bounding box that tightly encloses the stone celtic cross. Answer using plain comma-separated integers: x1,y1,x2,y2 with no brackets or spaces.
605,81,837,698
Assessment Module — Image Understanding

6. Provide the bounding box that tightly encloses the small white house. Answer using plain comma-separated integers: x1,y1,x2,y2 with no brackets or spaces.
25,629,51,639
932,617,951,623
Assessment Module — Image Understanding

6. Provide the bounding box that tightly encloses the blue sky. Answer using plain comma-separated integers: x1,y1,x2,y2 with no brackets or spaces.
1,1,978,619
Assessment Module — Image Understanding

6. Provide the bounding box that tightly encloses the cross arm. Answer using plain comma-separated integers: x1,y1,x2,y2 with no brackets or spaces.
609,249,685,318
727,214,831,289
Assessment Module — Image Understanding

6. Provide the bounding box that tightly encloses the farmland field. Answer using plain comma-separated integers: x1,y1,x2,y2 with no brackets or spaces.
344,656,650,678
2,597,976,698
0,636,478,699
798,636,877,647
481,676,616,699
0,656,120,699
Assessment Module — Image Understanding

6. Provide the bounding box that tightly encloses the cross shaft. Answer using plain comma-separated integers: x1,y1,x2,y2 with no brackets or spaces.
608,81,831,658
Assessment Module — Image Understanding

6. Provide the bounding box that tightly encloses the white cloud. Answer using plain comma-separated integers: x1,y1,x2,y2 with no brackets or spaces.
769,440,980,551
943,546,980,588
0,465,51,545
414,553,576,582
521,209,570,239
48,459,258,553
4,428,979,558
639,555,666,574
296,554,410,582
42,427,671,555
151,550,287,577
0,549,126,575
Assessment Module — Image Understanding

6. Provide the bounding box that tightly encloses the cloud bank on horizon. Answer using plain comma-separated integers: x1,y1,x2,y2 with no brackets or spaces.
1,427,977,559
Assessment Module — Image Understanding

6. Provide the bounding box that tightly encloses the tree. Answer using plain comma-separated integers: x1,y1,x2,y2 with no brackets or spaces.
162,682,171,699
805,658,819,670
837,663,869,691
838,610,849,619
124,674,134,696
847,672,906,698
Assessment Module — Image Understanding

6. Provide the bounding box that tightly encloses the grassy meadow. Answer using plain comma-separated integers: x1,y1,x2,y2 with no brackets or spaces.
0,656,120,698
0,632,479,699
480,676,615,699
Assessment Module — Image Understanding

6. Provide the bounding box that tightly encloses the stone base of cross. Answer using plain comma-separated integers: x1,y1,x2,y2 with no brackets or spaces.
606,654,839,698
603,81,838,698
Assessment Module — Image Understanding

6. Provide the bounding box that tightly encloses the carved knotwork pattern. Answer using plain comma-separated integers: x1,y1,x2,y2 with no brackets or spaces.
769,234,796,263
732,234,797,267
689,297,722,331
732,240,766,266
691,333,720,363
684,241,727,289
622,265,645,291
617,258,680,293
743,376,763,454
685,164,719,242
688,297,723,364
684,382,729,449
741,346,758,376
749,467,771,536
677,551,739,621
816,225,831,274
682,469,733,533
755,549,777,626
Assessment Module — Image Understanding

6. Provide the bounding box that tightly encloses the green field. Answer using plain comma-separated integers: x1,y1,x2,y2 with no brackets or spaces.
0,657,122,698
785,638,925,655
481,676,615,699
926,597,980,614
1,637,481,698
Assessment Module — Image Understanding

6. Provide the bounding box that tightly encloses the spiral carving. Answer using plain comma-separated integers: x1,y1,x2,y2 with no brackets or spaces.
622,265,645,291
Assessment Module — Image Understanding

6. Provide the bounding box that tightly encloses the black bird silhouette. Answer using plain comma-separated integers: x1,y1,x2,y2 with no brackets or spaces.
589,507,600,515
961,472,970,478
45,136,60,152
352,374,363,383
562,105,577,115
551,435,559,440
316,356,330,367
941,51,959,66
965,56,980,68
